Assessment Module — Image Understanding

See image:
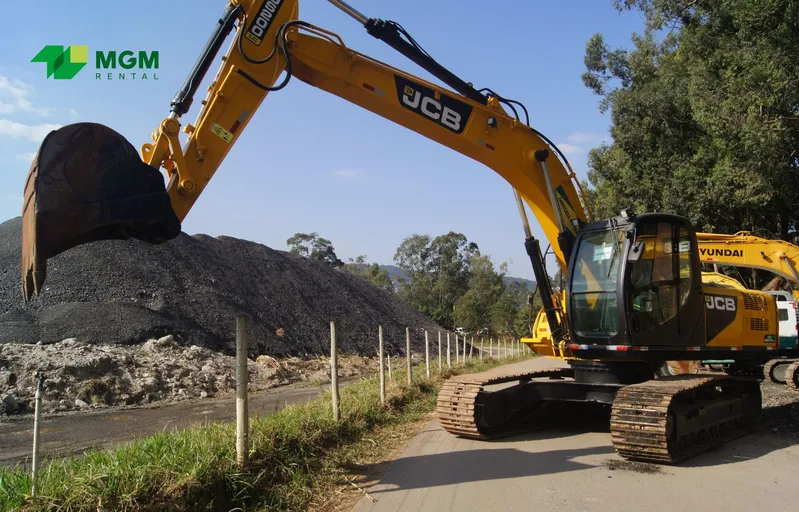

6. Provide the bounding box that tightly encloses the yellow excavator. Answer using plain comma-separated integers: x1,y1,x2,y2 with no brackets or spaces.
691,233,799,386
20,0,799,464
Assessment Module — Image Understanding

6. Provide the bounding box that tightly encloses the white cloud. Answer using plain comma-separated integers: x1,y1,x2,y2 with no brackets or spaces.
555,143,583,156
0,76,29,99
4,194,23,203
0,75,54,117
0,119,61,142
16,152,37,162
332,168,363,179
68,108,79,118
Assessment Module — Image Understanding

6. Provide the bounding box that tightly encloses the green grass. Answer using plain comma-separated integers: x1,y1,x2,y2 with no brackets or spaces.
0,354,530,512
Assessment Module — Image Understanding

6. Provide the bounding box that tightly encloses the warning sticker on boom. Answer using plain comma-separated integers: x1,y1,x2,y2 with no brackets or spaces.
211,123,233,143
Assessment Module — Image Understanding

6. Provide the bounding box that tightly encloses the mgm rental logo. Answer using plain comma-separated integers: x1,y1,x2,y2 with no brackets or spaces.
32,45,159,81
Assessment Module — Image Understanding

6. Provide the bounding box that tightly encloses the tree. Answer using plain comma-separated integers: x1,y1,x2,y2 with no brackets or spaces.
430,232,480,328
343,255,394,292
394,234,433,278
454,255,504,335
491,280,529,337
393,231,479,328
582,1,799,243
366,263,394,291
286,232,343,267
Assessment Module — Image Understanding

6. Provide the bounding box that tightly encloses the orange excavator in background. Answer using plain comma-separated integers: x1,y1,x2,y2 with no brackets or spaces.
20,0,799,464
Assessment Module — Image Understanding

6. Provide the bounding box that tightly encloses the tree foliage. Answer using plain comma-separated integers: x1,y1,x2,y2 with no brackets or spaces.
393,232,479,328
394,232,536,337
343,255,394,292
453,256,505,334
583,0,799,240
286,233,343,267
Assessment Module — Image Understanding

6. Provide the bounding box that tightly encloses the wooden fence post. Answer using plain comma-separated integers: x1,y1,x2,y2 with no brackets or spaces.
406,327,412,386
330,320,340,422
447,332,451,368
30,371,45,503
236,314,250,469
438,331,442,370
379,325,385,405
480,338,484,361
425,330,430,378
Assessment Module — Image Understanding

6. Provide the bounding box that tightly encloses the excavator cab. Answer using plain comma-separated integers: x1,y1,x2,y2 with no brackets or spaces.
566,212,706,349
21,122,181,301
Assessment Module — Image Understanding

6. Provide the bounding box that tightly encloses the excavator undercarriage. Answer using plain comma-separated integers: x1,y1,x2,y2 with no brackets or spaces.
437,361,763,464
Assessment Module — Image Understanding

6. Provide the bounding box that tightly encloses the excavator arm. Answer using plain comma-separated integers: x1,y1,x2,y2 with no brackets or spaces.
695,232,799,288
21,0,589,301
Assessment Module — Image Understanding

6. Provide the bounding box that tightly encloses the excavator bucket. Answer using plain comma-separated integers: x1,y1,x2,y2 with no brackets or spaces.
21,122,181,301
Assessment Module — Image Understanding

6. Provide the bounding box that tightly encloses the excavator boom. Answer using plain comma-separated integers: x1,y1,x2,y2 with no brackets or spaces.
21,0,588,302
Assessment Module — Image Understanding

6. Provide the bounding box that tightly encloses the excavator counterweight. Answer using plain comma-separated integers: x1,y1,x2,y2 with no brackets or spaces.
21,122,180,301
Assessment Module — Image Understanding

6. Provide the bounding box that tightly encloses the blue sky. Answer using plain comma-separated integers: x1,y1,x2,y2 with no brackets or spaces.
0,1,645,279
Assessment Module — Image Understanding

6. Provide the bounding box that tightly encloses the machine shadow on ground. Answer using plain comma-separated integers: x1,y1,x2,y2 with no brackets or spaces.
677,402,799,468
351,444,617,493
345,403,615,493
677,431,799,468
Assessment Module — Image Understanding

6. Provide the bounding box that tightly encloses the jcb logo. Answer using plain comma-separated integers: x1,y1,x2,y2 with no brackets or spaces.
394,75,473,134
705,295,736,311
402,87,463,131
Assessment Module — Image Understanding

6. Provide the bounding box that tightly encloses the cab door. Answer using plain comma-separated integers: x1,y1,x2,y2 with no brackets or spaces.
622,215,705,347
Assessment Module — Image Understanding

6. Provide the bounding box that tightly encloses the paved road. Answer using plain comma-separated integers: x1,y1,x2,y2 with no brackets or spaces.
0,383,329,467
352,358,799,512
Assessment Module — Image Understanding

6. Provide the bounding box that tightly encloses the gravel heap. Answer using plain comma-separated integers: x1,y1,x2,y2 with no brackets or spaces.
0,216,442,354
0,336,383,415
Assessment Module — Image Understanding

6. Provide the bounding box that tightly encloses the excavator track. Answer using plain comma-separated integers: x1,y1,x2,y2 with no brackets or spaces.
436,367,574,439
787,361,799,392
611,375,761,464
764,359,798,384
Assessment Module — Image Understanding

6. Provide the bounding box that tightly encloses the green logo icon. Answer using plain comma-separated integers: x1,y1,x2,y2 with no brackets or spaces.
31,45,88,79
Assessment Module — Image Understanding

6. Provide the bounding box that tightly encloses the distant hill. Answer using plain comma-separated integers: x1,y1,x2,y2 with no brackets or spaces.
380,265,407,283
503,276,536,290
379,265,535,290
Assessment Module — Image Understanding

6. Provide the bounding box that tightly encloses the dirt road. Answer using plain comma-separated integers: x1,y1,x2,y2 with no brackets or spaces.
0,383,330,467
351,358,799,512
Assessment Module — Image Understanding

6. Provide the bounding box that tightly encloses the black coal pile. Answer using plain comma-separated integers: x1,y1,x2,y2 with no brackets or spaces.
0,217,441,355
